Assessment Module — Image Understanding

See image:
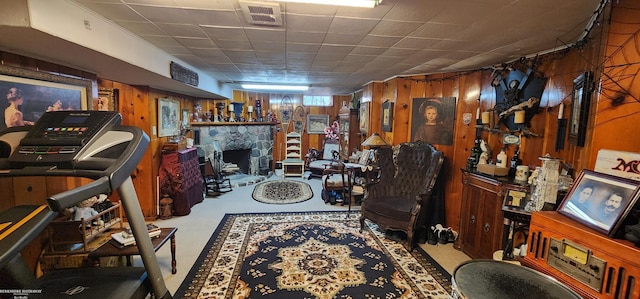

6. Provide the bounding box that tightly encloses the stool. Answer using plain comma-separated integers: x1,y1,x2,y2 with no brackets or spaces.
452,260,580,299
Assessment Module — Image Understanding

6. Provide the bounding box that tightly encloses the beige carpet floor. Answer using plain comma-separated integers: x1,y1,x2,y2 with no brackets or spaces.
145,171,471,295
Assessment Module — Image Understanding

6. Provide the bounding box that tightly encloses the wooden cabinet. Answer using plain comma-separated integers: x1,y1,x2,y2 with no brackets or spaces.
338,108,360,160
282,132,304,177
457,170,528,259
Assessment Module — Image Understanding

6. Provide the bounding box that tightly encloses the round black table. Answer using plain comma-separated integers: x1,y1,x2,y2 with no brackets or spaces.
452,260,581,299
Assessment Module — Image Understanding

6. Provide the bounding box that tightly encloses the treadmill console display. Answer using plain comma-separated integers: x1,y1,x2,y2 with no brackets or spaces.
9,111,121,168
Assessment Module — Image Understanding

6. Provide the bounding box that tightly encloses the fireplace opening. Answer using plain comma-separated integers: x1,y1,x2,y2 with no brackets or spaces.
223,149,251,174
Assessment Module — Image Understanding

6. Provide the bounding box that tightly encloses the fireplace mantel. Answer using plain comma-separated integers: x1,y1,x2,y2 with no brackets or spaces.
195,123,275,175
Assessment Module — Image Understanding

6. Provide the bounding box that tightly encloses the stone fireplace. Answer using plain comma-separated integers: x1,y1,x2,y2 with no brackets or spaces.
194,124,274,176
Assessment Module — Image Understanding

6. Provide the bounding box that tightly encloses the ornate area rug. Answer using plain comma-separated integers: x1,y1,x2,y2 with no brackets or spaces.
175,211,452,298
252,180,313,204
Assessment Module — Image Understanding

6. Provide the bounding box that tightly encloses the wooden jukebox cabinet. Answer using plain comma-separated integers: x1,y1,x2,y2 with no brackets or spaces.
522,211,640,299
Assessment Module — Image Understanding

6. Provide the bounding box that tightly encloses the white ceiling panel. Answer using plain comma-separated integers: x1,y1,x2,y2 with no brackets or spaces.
63,0,604,95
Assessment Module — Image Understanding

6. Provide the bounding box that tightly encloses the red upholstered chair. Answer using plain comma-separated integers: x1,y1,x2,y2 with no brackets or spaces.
359,141,444,249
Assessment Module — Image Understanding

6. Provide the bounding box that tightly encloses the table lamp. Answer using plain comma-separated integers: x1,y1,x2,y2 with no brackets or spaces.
361,132,388,148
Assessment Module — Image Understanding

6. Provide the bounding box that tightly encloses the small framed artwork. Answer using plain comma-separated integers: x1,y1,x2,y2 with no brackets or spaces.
95,88,118,111
182,108,190,129
558,170,640,236
502,188,531,211
307,114,329,134
358,149,371,165
158,98,180,137
381,100,394,132
0,65,91,130
568,71,593,147
359,102,369,135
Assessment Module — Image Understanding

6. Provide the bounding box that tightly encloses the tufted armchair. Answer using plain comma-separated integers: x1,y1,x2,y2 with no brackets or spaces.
359,141,444,249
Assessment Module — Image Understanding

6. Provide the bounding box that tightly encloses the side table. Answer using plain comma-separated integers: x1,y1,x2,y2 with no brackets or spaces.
89,227,178,274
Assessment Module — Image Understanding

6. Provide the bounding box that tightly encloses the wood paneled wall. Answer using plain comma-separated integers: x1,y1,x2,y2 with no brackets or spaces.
360,0,640,229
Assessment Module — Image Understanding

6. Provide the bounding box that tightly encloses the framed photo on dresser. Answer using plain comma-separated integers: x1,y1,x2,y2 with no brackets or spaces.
557,170,640,236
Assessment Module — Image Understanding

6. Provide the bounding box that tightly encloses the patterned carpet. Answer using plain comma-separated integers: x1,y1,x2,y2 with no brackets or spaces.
252,180,313,204
175,211,452,298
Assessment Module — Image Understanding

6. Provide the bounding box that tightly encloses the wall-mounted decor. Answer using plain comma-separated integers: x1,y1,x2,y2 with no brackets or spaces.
293,106,306,133
381,100,394,132
182,108,190,129
307,114,329,134
158,98,180,137
0,65,91,130
558,170,640,237
569,71,593,146
411,97,456,145
95,88,118,111
359,102,369,135
491,67,547,131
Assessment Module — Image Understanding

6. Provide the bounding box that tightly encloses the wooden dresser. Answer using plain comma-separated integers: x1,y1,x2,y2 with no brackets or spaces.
522,211,640,299
457,169,528,259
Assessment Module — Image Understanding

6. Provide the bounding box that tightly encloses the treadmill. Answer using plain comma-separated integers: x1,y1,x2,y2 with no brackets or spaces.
0,111,171,298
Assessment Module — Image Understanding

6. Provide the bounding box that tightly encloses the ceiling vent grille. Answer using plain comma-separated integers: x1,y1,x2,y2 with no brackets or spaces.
239,1,283,26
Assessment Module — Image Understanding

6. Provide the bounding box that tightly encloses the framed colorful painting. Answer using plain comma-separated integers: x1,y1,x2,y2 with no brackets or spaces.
0,65,90,130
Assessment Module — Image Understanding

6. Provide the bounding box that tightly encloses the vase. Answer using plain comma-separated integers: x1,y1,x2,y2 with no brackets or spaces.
233,102,245,121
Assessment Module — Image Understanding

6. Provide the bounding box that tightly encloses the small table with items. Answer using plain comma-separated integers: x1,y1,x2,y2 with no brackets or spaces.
89,227,178,274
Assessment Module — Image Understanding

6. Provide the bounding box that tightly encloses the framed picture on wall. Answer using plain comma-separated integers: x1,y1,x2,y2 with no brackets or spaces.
381,100,394,132
158,98,180,137
307,114,329,134
410,97,456,145
0,65,91,130
569,71,593,147
359,102,369,136
95,88,118,111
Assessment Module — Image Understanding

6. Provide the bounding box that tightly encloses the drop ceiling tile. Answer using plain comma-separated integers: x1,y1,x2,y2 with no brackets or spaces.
128,5,191,23
184,9,241,27
140,35,183,47
286,32,325,44
369,20,424,36
188,48,226,57
382,0,446,22
358,35,402,47
382,48,421,57
201,26,248,41
280,2,338,16
244,28,286,43
410,22,471,39
115,21,165,35
123,0,178,6
393,37,439,50
215,40,252,50
350,46,387,55
328,17,379,35
174,0,236,10
176,37,217,48
155,23,208,38
286,43,321,53
252,41,286,52
323,33,365,45
285,14,333,33
160,46,194,55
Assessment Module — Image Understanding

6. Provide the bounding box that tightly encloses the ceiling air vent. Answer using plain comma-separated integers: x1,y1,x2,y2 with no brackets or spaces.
239,1,283,26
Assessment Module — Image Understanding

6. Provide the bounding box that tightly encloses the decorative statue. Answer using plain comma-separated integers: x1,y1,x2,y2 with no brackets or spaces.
478,139,491,165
